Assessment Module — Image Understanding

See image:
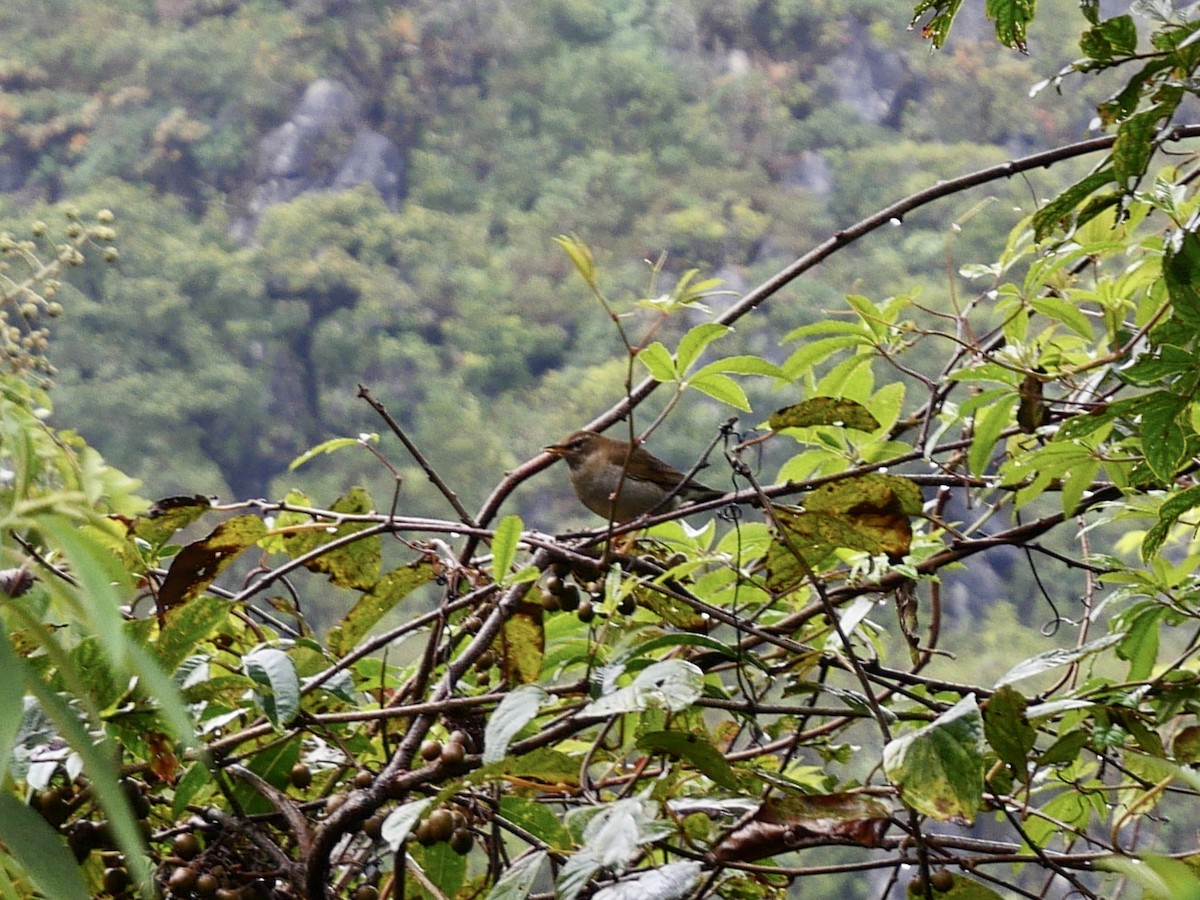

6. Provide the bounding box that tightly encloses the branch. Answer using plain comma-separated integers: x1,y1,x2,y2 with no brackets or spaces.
469,126,1200,530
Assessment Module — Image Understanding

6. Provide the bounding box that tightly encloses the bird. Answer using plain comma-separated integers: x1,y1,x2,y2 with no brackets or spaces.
543,429,726,522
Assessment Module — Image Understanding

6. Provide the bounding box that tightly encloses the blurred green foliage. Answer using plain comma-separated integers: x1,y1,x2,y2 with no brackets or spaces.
0,0,1106,522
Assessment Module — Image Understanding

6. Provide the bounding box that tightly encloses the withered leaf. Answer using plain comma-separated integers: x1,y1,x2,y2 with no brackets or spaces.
157,515,267,610
711,793,891,862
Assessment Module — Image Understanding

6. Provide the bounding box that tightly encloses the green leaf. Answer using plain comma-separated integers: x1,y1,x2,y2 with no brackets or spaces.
484,685,550,764
328,560,439,657
983,686,1036,772
278,487,381,590
1143,483,1200,559
0,792,89,900
582,660,704,717
882,695,985,823
1031,167,1116,241
555,234,597,287
498,798,572,851
1037,729,1088,765
968,398,1012,477
691,354,786,380
675,323,730,374
687,372,750,410
1141,390,1190,481
0,635,24,780
769,397,881,432
491,514,523,583
288,434,376,471
994,633,1126,687
1164,229,1200,329
1096,854,1200,900
501,600,545,685
130,495,213,548
1114,106,1168,187
1116,604,1166,681
1079,14,1138,60
613,632,769,673
155,594,230,674
781,335,865,379
637,341,677,382
420,840,466,898
242,647,300,727
38,515,130,667
910,0,964,48
637,731,741,791
558,799,673,900
484,850,548,900
1029,296,1095,339
985,0,1034,50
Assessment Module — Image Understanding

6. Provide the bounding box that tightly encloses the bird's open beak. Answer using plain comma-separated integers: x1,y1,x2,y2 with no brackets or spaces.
543,443,567,457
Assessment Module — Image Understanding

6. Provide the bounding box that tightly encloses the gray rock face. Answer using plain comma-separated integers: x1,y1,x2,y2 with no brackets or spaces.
236,78,405,240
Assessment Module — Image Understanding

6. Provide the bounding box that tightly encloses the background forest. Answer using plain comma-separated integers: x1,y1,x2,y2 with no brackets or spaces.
0,0,1106,517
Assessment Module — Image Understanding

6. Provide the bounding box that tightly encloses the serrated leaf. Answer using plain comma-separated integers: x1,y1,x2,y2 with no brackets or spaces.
691,354,787,380
1079,14,1137,60
1114,106,1167,187
1141,390,1190,481
675,323,730,374
882,695,984,823
156,594,230,673
491,514,523,582
130,495,213,548
276,486,381,590
484,685,550,764
473,747,581,788
687,372,750,410
1029,296,1095,339
243,647,300,727
1164,229,1200,328
420,840,466,898
638,341,677,382
910,0,964,48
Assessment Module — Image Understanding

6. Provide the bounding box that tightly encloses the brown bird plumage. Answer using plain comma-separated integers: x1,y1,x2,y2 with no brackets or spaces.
544,430,725,522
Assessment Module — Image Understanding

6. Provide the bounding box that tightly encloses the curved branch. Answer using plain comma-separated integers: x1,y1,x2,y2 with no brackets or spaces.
468,125,1200,530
